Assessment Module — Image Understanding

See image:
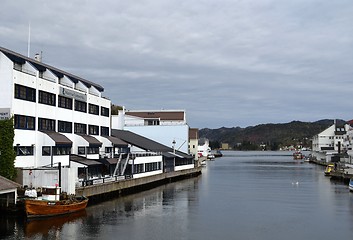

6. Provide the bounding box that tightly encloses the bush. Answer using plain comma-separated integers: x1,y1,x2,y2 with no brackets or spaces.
0,117,16,180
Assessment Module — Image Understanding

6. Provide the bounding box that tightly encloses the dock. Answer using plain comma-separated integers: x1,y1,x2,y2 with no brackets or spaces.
309,158,353,183
76,166,202,202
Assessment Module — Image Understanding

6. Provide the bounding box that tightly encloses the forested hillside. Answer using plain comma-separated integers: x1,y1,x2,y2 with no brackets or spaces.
199,120,338,150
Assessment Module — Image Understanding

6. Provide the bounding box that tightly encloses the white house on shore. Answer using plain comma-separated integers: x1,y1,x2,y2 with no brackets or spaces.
311,121,350,162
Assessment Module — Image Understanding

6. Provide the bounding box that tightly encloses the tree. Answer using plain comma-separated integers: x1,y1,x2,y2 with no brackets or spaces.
111,104,123,115
0,117,17,180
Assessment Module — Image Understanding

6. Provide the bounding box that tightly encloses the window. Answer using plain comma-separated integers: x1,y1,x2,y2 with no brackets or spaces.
87,147,99,154
105,147,112,153
88,104,99,115
14,84,36,102
58,121,72,133
133,164,144,174
74,123,87,134
75,100,87,113
42,146,51,156
14,115,35,130
89,125,99,135
38,118,55,131
14,146,34,156
78,147,86,155
145,162,161,172
58,96,73,109
145,119,160,125
101,106,109,117
101,126,109,136
39,90,56,106
52,147,71,155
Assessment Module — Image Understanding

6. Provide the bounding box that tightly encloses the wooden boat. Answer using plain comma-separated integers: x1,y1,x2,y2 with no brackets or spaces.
24,186,88,218
349,179,353,192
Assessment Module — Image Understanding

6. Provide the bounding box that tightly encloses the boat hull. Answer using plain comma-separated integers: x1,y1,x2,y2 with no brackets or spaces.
24,197,88,218
349,180,353,192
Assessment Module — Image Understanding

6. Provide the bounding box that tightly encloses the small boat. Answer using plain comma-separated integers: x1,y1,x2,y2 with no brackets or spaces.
324,164,335,176
24,186,88,218
207,154,215,160
349,179,353,192
293,151,304,160
214,150,223,158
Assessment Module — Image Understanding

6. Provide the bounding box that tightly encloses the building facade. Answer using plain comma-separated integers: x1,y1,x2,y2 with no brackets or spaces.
0,47,112,169
0,46,197,194
112,109,190,154
311,122,349,162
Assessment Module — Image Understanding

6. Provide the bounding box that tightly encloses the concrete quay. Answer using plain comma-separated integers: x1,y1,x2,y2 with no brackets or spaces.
76,167,202,203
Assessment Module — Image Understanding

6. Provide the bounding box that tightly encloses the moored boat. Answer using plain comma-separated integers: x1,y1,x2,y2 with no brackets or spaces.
324,164,335,176
24,186,88,218
293,151,304,160
349,179,353,192
214,150,223,158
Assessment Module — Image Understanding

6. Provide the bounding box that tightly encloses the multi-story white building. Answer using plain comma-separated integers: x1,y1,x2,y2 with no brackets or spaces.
112,109,190,154
0,47,125,192
311,122,349,162
0,46,197,194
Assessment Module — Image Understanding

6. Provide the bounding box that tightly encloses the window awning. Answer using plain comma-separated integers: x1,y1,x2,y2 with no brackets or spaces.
78,134,102,147
41,131,72,146
71,159,103,166
105,136,128,147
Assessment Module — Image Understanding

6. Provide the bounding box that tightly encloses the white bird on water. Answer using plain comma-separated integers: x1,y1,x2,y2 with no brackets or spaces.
292,181,299,185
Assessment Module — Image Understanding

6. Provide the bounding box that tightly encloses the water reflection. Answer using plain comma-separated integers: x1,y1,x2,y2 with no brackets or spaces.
2,151,353,240
24,210,87,238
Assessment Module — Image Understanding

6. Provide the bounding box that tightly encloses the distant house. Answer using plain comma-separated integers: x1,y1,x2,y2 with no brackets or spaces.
312,122,350,162
189,128,199,158
0,175,21,211
221,143,230,150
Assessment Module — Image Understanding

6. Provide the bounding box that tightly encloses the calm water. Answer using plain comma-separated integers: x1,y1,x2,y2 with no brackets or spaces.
2,151,353,240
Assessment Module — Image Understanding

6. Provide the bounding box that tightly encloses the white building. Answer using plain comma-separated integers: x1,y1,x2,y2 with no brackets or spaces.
112,109,190,154
0,46,197,194
311,122,349,162
0,47,121,193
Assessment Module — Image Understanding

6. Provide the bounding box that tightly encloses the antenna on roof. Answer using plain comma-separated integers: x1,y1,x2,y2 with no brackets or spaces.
27,22,31,57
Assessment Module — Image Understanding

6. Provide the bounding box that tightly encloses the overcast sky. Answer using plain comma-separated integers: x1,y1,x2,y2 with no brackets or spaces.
1,0,353,129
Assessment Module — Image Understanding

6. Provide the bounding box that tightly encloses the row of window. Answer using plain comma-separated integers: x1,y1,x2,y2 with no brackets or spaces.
14,146,101,156
175,158,194,166
133,162,162,174
14,84,109,116
14,114,110,135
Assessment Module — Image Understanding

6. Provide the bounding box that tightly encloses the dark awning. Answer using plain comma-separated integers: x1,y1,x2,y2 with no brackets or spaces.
41,131,72,146
78,134,102,147
70,159,103,166
106,136,128,147
99,158,118,165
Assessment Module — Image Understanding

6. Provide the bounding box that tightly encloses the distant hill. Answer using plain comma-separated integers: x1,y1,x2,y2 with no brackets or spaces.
199,120,339,150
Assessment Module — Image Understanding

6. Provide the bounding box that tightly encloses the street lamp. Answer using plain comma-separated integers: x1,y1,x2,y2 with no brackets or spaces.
172,139,176,154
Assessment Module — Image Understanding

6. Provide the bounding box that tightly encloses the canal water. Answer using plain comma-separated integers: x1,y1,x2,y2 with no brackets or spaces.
1,151,353,240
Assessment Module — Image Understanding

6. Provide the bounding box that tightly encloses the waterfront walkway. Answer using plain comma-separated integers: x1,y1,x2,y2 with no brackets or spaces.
76,166,202,201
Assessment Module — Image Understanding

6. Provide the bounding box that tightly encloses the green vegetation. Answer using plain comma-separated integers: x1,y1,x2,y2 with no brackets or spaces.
111,104,123,115
200,120,335,151
0,117,17,180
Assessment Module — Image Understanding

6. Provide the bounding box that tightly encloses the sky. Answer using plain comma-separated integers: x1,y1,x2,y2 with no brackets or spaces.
1,0,353,129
